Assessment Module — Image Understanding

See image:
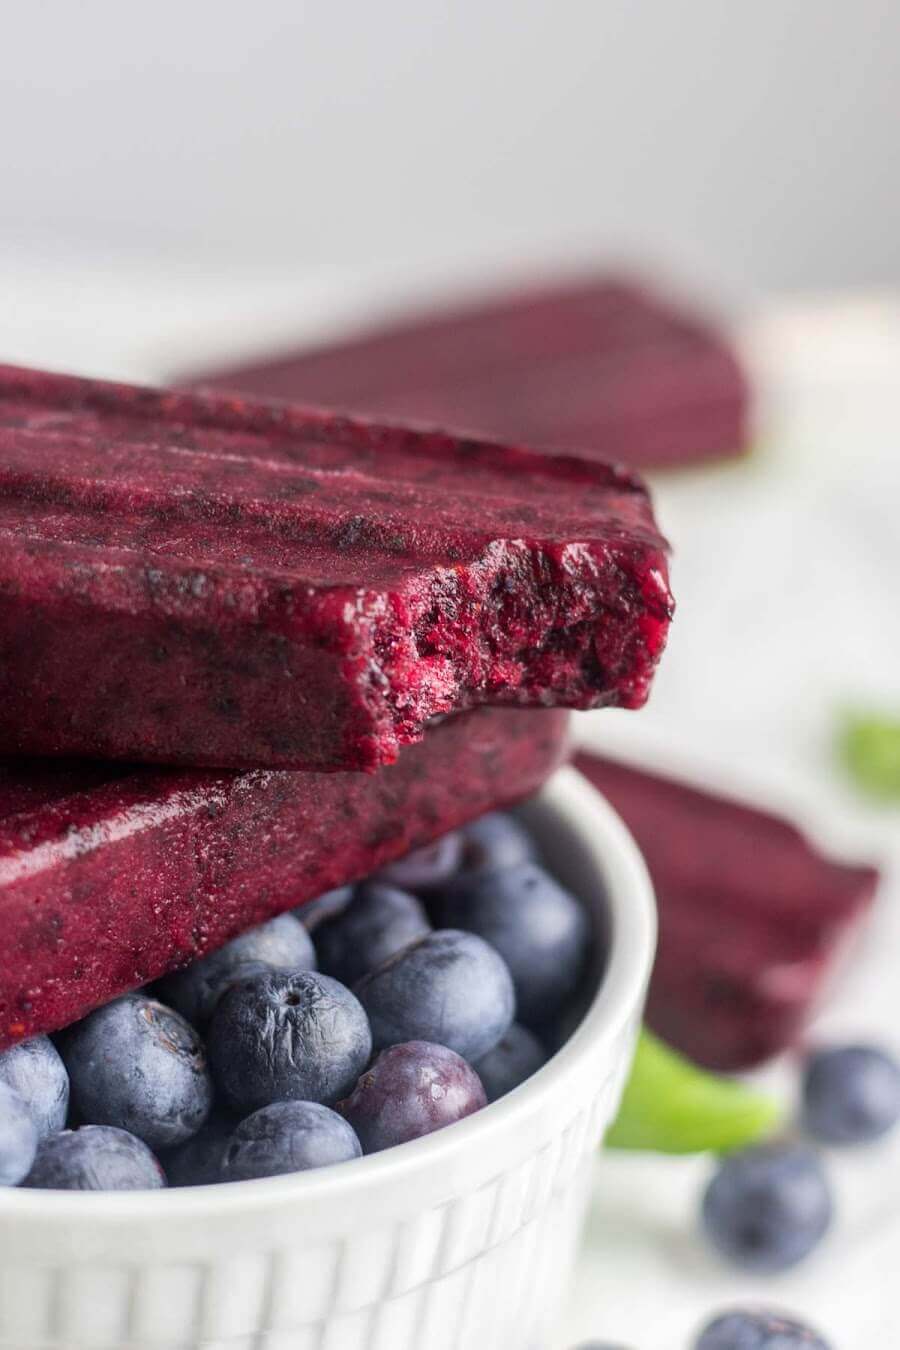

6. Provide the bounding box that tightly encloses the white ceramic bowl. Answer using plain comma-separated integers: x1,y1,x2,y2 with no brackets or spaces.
0,765,656,1350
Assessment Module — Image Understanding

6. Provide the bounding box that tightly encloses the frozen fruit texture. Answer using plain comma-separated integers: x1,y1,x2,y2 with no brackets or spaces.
190,275,749,471
356,929,515,1062
208,971,372,1114
23,1125,165,1191
431,860,591,1025
222,1101,362,1181
61,994,214,1150
0,364,671,771
0,1035,69,1137
575,753,878,1070
0,705,568,1050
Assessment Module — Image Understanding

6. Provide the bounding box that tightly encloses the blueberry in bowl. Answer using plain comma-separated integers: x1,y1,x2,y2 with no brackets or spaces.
0,768,655,1350
207,970,372,1114
61,994,214,1152
355,928,515,1062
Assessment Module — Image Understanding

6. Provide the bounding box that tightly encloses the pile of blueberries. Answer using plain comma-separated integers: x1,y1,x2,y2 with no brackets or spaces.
0,811,594,1191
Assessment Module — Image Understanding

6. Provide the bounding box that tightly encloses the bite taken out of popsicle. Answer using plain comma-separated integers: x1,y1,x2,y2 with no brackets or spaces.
0,364,672,772
0,706,568,1051
188,274,750,470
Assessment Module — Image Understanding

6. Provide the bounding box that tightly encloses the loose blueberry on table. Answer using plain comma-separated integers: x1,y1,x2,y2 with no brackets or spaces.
701,1140,833,1273
0,811,593,1190
802,1042,900,1145
694,1307,831,1349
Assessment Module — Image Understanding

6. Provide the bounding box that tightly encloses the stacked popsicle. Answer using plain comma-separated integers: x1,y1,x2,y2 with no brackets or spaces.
0,362,672,1047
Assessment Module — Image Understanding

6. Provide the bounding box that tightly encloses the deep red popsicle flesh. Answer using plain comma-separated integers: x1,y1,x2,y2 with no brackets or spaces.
0,706,568,1050
575,752,879,1070
0,364,671,772
188,276,749,470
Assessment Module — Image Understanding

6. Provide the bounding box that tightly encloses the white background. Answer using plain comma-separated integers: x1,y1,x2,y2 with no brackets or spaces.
2,1,900,294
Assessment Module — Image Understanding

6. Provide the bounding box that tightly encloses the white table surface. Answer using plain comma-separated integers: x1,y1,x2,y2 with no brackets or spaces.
1,250,897,1348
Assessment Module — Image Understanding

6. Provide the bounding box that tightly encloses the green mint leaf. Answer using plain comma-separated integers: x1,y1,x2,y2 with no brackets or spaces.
606,1028,781,1154
839,710,900,800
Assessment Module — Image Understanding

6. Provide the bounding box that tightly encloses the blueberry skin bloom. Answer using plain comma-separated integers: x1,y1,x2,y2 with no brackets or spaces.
222,1101,362,1181
356,929,515,1062
473,1023,548,1102
162,1112,237,1187
314,883,431,987
296,886,354,932
701,1142,832,1273
23,1125,166,1191
62,994,213,1151
432,862,591,1025
338,1041,486,1153
0,1081,38,1186
460,813,538,875
802,1044,900,1145
158,913,317,1026
378,832,464,893
0,1035,69,1136
695,1307,831,1349
208,970,372,1115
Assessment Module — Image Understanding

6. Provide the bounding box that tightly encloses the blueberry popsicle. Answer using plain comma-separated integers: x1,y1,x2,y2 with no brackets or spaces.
0,705,568,1050
188,275,749,470
0,364,671,771
575,752,879,1070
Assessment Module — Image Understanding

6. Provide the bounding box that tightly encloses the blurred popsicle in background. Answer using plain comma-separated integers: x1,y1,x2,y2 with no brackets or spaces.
186,271,883,1073
187,274,750,471
576,752,880,1071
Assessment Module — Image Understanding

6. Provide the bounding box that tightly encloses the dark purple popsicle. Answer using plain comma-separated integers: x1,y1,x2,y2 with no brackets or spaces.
0,364,671,771
189,275,749,470
0,706,568,1050
576,752,878,1070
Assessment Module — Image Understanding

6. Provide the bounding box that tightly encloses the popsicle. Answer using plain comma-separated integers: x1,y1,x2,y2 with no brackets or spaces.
188,275,749,470
0,364,671,772
576,752,879,1070
0,706,568,1050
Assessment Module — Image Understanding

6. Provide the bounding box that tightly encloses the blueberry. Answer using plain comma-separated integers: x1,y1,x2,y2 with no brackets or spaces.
208,970,372,1114
314,883,431,987
356,929,515,1062
0,1035,69,1136
158,913,317,1026
161,1111,237,1187
0,1082,38,1186
460,813,538,875
432,862,590,1025
23,1125,165,1190
61,994,213,1150
296,886,354,932
802,1043,900,1145
338,1041,486,1152
378,832,464,892
222,1101,361,1181
473,1023,547,1102
695,1307,831,1349
701,1141,832,1272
